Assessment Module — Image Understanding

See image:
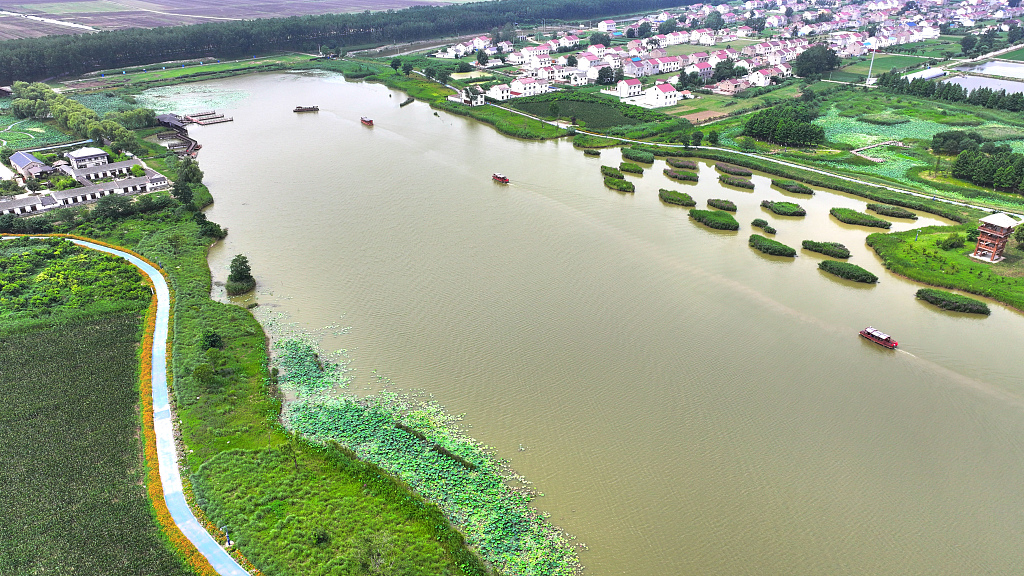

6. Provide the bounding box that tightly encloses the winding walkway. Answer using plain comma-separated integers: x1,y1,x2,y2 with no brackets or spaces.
69,239,249,576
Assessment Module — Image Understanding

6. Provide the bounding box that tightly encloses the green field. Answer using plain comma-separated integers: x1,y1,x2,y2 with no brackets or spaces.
880,38,963,59
0,113,75,149
1000,47,1024,61
0,311,196,576
511,99,637,129
840,54,926,75
664,38,759,57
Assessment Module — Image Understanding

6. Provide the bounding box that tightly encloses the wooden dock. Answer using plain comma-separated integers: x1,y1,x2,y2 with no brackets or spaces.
196,116,233,125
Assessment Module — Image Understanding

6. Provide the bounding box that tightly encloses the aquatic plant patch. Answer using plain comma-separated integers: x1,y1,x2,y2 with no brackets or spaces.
715,163,752,176
601,165,624,179
818,260,878,283
749,234,796,257
664,168,698,182
70,93,137,116
707,198,737,212
915,288,990,315
760,200,805,216
689,208,739,230
718,174,755,189
278,341,580,576
830,207,892,229
750,218,776,234
659,188,695,206
867,203,917,219
572,133,618,148
583,149,601,156
771,179,814,194
604,176,635,192
621,147,655,163
667,158,697,170
801,240,851,259
620,161,644,175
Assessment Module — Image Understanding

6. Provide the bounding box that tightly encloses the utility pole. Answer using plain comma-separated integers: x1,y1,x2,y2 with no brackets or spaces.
865,41,877,87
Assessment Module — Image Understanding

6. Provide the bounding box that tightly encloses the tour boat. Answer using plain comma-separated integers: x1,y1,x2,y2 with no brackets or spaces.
859,326,897,349
361,117,374,126
492,173,509,184
293,106,319,112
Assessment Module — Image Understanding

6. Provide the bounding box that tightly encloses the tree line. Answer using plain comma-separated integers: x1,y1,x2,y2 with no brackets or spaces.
952,148,1024,193
0,0,704,84
875,70,1024,112
741,101,824,146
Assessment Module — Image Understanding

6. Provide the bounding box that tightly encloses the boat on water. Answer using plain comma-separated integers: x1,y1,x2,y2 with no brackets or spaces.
860,326,898,349
492,173,509,184
361,117,374,126
293,106,319,112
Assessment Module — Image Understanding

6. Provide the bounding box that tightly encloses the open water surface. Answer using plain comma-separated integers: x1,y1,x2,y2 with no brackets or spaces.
182,72,1024,576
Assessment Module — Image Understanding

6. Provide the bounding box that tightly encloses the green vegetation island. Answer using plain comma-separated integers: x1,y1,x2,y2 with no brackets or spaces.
690,209,740,231
749,234,797,257
819,260,879,284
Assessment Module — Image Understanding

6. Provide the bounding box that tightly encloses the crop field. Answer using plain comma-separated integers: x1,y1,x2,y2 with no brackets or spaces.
1001,47,1024,61
0,313,194,576
0,113,74,149
511,100,638,130
881,39,963,59
664,39,759,57
20,1,126,13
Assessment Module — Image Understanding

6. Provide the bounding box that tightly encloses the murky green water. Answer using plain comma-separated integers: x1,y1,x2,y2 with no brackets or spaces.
181,72,1024,576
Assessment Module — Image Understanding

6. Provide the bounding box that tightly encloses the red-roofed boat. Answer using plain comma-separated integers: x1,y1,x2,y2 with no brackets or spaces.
361,117,373,126
860,326,897,349
492,173,509,184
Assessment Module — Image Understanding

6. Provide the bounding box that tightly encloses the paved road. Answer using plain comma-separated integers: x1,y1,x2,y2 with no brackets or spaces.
70,239,250,576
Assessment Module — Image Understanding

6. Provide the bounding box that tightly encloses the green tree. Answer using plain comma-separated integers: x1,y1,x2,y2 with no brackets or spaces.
130,164,145,177
704,12,724,31
171,180,193,206
638,22,653,38
707,130,719,145
792,45,841,77
390,58,401,71
658,19,677,34
177,157,204,185
229,254,252,283
456,61,473,73
588,32,611,47
424,67,436,79
402,62,414,75
691,131,704,146
476,50,489,65
1014,223,1024,246
597,66,615,85
566,54,578,67
960,35,977,54
437,70,451,84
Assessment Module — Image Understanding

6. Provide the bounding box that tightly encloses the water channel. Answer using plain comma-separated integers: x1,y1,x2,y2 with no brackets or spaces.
166,72,1024,576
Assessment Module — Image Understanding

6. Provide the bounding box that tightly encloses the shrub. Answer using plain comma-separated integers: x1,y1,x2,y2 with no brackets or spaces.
620,162,644,175
664,168,698,182
760,200,806,216
604,177,635,193
937,233,965,250
749,234,796,256
719,174,755,189
707,198,737,212
916,288,990,315
819,260,878,283
716,163,752,177
771,179,814,194
621,147,655,163
667,158,697,170
601,165,624,179
573,133,618,148
689,209,739,230
830,207,892,229
763,225,777,234
802,240,851,258
583,149,600,156
867,203,917,219
752,218,769,228
659,189,695,206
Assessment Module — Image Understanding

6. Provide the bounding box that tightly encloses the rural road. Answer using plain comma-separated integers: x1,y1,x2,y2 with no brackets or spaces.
69,238,250,576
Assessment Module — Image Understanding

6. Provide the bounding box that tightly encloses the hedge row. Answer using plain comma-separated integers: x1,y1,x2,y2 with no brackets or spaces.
915,288,990,315
707,198,737,212
583,149,601,156
801,240,850,259
664,168,698,182
819,260,878,283
622,147,655,163
604,177,635,193
601,165,624,179
659,188,695,206
751,218,776,234
719,174,755,189
716,163,752,177
749,234,796,257
667,158,697,170
620,162,644,175
639,147,973,224
830,208,892,229
760,200,805,217
867,203,917,220
771,179,814,195
689,209,739,230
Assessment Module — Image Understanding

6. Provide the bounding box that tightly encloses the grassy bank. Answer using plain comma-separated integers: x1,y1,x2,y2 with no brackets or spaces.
868,225,1024,312
0,312,197,576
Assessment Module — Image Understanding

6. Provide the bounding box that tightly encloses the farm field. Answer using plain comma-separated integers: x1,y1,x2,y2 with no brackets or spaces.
665,82,806,123
1000,46,1024,61
510,99,638,130
880,38,963,59
0,313,195,576
665,38,758,57
0,11,80,39
62,53,312,91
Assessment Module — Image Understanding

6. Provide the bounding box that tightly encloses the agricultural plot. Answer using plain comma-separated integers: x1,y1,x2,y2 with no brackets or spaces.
815,106,954,147
511,100,637,130
840,55,926,76
0,314,194,576
665,39,759,57
0,113,74,149
880,39,962,59
1001,47,1024,61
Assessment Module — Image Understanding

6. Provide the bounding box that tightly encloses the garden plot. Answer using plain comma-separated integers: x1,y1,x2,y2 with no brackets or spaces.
0,113,73,148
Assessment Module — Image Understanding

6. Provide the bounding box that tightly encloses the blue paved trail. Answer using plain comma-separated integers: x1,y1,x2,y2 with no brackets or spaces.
72,239,250,576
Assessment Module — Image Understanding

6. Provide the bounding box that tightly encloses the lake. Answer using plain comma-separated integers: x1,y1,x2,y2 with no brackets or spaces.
169,71,1024,576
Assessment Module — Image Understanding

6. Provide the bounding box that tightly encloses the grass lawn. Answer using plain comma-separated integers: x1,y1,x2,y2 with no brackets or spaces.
0,313,196,576
511,99,638,130
665,82,804,120
879,38,963,59
841,54,927,75
664,38,759,57
999,46,1024,61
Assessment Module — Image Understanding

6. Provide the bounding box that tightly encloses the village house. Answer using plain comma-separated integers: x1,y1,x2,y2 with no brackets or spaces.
597,20,617,32
713,77,751,95
9,151,53,180
688,52,711,65
687,61,715,81
447,86,486,106
615,78,643,99
587,43,608,58
650,56,684,73
0,195,56,216
560,35,580,49
645,82,680,107
65,147,109,170
59,158,143,182
510,77,548,97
